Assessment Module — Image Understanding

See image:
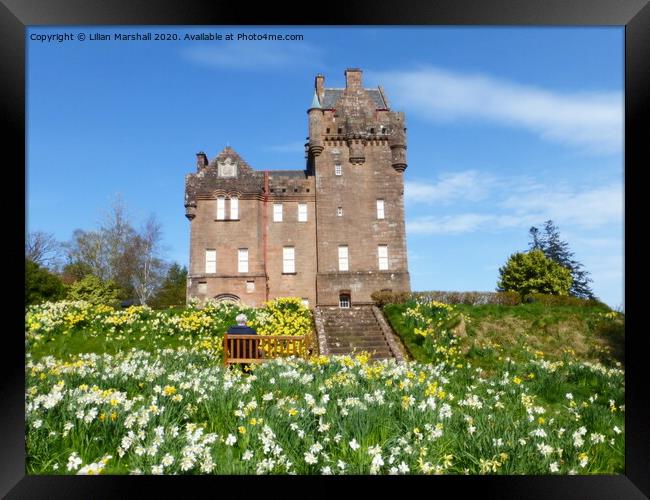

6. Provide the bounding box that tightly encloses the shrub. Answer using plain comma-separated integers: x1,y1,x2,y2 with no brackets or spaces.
370,290,411,307
66,275,122,307
252,297,313,337
497,249,573,297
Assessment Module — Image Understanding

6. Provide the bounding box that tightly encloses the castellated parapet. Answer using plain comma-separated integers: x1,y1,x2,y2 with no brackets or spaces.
185,68,410,308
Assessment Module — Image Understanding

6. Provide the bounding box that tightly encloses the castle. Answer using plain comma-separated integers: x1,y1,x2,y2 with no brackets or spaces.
184,68,410,308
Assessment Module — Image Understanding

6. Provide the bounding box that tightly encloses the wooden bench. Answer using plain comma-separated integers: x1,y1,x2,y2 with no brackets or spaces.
223,334,307,366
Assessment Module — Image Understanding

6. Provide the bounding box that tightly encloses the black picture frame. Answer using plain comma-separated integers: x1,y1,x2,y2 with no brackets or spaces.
4,0,647,498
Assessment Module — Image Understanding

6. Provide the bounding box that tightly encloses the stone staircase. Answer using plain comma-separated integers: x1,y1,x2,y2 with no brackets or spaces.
315,306,404,361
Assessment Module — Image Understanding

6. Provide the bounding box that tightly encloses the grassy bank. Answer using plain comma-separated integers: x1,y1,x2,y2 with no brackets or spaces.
384,302,624,370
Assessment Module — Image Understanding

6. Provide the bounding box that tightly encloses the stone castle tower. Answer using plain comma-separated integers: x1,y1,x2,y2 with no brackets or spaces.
184,68,410,307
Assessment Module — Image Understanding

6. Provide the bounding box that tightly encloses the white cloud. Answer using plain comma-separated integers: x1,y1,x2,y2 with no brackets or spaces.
500,183,623,229
183,43,323,70
405,170,492,204
406,181,622,235
370,66,622,154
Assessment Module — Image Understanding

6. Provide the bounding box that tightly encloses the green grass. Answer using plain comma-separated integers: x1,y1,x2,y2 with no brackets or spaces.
25,349,625,475
24,299,625,475
28,328,192,361
385,302,623,369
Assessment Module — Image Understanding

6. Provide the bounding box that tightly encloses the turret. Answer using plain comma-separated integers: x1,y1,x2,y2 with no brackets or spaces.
307,90,324,157
388,112,407,172
184,201,197,220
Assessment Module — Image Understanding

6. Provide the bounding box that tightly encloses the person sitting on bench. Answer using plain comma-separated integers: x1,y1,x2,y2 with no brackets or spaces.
226,313,260,368
227,313,257,336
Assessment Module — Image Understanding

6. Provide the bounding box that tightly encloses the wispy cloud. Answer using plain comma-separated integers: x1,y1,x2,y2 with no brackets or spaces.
406,179,622,235
370,66,622,154
183,43,324,70
500,183,623,228
405,170,492,204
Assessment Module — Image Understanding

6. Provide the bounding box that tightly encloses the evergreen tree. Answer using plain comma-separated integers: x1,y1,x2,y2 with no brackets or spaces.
25,259,67,305
149,263,187,308
528,220,596,300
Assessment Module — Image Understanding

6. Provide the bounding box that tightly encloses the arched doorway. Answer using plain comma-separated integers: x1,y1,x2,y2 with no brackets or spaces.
214,293,241,304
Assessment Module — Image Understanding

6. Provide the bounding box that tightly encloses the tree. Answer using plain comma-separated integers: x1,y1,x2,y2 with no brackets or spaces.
25,259,67,305
497,249,573,297
131,215,166,306
100,195,138,296
63,195,168,302
528,220,596,300
60,260,94,285
65,229,111,282
25,231,63,270
149,263,188,308
66,275,122,306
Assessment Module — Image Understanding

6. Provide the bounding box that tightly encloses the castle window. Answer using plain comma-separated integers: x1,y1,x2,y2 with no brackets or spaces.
338,128,342,134
339,293,351,308
335,164,342,176
238,248,248,273
273,203,283,222
205,249,216,273
377,199,385,219
230,196,239,220
283,247,295,273
370,128,375,134
246,280,255,293
381,126,386,134
338,245,349,272
326,128,330,134
198,282,207,295
337,207,343,217
298,203,308,222
216,197,225,220
378,245,389,270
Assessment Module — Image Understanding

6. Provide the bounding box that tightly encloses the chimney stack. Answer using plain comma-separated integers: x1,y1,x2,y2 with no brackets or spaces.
315,73,325,102
344,68,363,90
196,152,208,170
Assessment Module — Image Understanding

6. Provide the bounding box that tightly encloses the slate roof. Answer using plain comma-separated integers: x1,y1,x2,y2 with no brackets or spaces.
321,88,388,109
268,170,309,179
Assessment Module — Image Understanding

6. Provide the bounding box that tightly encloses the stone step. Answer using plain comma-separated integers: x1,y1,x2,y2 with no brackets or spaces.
326,333,386,341
325,325,382,335
317,305,397,361
328,347,393,356
324,321,378,327
327,340,389,348
323,319,379,328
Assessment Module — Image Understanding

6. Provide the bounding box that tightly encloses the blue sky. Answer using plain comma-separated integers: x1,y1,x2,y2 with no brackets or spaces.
26,26,624,309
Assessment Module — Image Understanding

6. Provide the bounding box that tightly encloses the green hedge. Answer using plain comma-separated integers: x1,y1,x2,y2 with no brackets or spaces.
371,290,521,307
371,290,609,309
522,293,609,308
